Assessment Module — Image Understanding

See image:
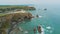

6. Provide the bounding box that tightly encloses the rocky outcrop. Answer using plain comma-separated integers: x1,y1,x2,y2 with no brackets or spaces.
0,11,33,34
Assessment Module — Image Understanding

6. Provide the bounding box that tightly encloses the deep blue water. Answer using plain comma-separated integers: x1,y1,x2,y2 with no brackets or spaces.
18,4,60,34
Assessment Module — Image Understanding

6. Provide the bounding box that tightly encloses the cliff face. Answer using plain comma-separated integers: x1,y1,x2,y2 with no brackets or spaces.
0,11,33,34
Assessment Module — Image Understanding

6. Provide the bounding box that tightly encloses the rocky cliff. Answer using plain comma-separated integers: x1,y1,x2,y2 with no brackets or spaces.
0,11,33,34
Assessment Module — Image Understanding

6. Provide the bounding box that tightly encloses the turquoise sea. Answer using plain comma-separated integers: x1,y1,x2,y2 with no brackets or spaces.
17,4,60,34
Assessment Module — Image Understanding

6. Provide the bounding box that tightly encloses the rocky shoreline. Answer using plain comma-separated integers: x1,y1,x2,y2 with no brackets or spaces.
0,10,33,34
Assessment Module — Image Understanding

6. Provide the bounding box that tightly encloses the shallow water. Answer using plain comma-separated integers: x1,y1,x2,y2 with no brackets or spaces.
17,4,60,34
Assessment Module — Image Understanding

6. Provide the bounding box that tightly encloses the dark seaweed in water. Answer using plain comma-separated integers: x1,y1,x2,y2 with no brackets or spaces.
44,8,47,10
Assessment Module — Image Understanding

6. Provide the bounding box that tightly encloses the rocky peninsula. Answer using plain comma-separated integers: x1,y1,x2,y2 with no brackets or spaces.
0,10,33,34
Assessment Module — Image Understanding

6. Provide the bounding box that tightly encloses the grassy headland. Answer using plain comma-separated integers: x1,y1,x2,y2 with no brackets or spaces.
0,5,36,13
0,5,34,34
0,10,33,34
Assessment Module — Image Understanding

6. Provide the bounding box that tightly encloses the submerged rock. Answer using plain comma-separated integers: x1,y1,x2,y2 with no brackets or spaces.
44,8,47,10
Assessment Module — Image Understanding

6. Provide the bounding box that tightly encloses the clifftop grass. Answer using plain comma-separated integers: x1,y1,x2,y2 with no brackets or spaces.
0,5,36,13
0,5,36,10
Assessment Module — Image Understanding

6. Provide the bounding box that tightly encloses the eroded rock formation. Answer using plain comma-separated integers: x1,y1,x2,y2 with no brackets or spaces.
0,11,33,34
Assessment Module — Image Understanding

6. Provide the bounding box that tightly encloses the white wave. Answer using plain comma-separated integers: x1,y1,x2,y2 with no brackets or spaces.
46,26,51,29
46,26,53,33
41,26,44,34
39,16,42,18
24,31,28,34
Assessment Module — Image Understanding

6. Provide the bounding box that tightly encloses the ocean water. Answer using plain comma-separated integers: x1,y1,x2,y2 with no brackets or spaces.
17,4,60,34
